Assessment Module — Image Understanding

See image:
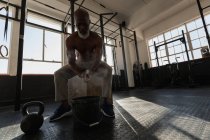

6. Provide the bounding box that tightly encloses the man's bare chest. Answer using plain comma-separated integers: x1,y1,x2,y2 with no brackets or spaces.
74,41,96,53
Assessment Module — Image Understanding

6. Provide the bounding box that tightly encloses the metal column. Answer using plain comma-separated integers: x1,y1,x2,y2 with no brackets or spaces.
196,0,210,49
15,0,27,111
100,14,106,62
119,24,128,88
69,0,76,33
133,31,143,87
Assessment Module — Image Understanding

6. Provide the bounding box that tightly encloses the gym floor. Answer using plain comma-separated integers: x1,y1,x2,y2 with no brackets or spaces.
1,87,210,140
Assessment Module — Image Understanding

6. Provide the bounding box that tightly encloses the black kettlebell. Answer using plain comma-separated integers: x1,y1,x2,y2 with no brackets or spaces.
20,101,44,134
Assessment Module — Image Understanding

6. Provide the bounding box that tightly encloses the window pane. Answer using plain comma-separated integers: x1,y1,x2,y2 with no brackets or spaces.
153,37,158,44
24,26,43,60
195,18,203,28
208,25,210,34
176,53,184,62
183,51,193,60
22,61,62,74
148,39,153,46
151,52,156,59
44,31,62,61
174,45,182,53
192,39,201,49
164,32,171,40
0,19,11,53
189,30,199,40
197,28,205,38
186,21,196,31
193,49,202,59
67,25,72,34
161,50,166,57
106,46,114,66
27,12,61,31
167,40,174,47
0,4,13,17
149,46,155,53
205,14,210,24
157,51,161,58
158,58,162,66
0,19,11,74
171,29,179,38
162,57,169,65
178,25,186,35
159,45,165,50
200,37,208,47
151,60,157,67
158,34,164,42
0,59,8,74
173,40,181,46
169,55,176,63
168,47,175,55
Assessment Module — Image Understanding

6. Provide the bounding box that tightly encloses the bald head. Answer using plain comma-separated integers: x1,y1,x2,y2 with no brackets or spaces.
74,8,90,37
74,8,90,20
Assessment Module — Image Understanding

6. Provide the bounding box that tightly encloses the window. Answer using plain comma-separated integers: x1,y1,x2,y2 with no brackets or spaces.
23,13,63,74
27,12,62,31
0,18,11,74
0,3,13,17
104,37,116,74
147,14,210,67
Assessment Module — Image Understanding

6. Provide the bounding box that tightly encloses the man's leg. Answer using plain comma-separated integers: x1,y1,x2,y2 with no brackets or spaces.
50,65,76,122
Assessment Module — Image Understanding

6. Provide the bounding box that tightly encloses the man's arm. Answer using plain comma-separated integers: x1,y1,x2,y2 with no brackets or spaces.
91,37,103,72
66,37,84,74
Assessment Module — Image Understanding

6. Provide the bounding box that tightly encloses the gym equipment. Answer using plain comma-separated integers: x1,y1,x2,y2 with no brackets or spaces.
154,30,194,87
201,47,210,58
167,57,182,86
20,101,44,134
0,0,9,40
0,45,8,57
72,96,103,127
68,74,104,127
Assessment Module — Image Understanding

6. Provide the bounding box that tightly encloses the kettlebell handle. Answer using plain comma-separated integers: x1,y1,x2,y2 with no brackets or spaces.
22,101,44,116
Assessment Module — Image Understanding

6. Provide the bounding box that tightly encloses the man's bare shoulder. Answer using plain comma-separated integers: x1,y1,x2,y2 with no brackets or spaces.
67,32,78,41
90,31,101,38
90,31,102,43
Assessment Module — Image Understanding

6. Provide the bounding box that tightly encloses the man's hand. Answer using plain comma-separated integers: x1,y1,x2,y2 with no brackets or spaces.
79,69,91,82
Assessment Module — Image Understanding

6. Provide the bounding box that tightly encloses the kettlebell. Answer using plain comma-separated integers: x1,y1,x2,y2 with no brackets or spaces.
20,101,44,134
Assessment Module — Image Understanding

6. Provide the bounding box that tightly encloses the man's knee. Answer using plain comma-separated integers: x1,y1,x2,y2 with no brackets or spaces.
54,69,62,78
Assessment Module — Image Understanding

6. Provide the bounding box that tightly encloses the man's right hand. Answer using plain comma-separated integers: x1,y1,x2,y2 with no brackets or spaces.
78,69,91,82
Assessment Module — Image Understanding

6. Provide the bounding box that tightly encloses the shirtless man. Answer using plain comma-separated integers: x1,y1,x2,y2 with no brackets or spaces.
50,8,114,122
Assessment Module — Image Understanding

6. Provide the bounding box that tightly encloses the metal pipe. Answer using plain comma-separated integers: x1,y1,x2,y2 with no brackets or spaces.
63,7,71,22
79,0,85,9
182,31,190,68
196,0,210,49
154,41,160,67
119,24,128,88
0,0,21,9
90,19,100,30
155,37,183,48
69,0,76,33
15,0,27,111
100,14,106,62
203,5,210,10
133,31,143,87
103,12,117,26
107,27,119,38
94,13,115,32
